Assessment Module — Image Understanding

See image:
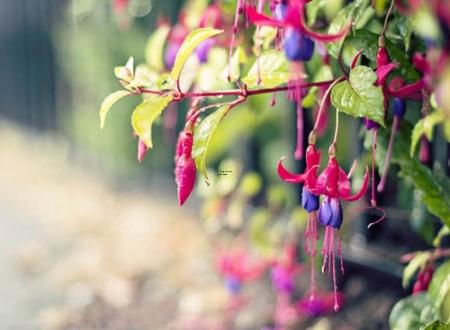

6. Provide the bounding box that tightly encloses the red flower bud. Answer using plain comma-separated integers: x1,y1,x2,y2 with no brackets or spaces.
174,131,196,206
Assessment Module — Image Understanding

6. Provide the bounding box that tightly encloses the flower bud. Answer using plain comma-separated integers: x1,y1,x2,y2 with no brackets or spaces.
195,39,215,63
318,197,343,229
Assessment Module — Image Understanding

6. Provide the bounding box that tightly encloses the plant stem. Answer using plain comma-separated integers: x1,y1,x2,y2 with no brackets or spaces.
139,79,336,100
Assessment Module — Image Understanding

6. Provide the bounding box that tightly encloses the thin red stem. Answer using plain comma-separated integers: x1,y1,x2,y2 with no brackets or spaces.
139,79,336,99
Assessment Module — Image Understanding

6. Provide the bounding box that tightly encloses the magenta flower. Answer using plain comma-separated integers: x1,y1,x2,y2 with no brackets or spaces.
297,291,344,317
271,245,303,295
216,249,266,295
174,130,197,206
309,153,369,311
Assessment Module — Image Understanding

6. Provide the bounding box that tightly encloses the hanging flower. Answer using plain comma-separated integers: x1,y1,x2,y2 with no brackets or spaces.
215,249,266,295
308,151,369,311
271,244,303,295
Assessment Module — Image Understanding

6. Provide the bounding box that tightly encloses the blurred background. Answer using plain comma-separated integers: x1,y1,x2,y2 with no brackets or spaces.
0,0,446,329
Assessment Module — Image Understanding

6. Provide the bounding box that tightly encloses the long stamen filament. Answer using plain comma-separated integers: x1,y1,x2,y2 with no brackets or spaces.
377,116,400,192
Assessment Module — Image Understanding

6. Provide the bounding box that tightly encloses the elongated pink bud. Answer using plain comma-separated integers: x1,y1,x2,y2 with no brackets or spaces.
137,139,149,163
174,131,196,206
175,154,197,206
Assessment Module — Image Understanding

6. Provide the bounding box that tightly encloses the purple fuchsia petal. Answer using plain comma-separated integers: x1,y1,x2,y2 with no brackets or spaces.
284,28,315,62
302,186,320,212
318,197,343,229
271,264,296,294
392,98,406,118
195,38,216,63
363,118,379,130
225,276,242,295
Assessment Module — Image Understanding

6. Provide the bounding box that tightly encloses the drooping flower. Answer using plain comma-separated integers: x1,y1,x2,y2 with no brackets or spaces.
270,244,303,295
247,0,349,160
309,151,369,311
216,248,267,295
297,291,344,317
277,144,321,299
412,265,434,295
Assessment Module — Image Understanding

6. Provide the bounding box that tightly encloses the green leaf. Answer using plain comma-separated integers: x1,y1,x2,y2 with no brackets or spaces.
99,90,132,129
411,112,445,157
389,293,438,330
242,50,292,88
422,320,450,330
220,47,247,83
327,0,370,58
403,252,432,288
305,0,326,26
145,24,170,72
376,124,450,226
131,94,173,148
114,57,135,84
429,260,450,322
331,65,385,126
192,105,230,178
171,28,223,80
434,226,450,247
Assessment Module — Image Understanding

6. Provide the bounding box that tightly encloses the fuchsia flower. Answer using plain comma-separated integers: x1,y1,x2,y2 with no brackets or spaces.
297,291,344,317
413,265,434,295
216,249,266,295
247,0,350,160
278,143,369,311
137,139,148,163
174,114,199,206
271,244,303,295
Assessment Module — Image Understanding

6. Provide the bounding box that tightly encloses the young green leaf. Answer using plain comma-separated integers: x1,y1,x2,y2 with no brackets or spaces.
100,90,133,129
389,293,438,330
171,28,223,81
131,94,174,148
327,0,370,58
411,112,444,157
331,65,385,126
242,50,292,88
145,24,171,72
428,260,450,322
422,320,450,330
403,252,432,288
192,105,230,178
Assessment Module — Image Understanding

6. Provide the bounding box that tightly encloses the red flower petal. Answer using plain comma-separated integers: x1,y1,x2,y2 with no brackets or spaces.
376,63,398,86
246,6,283,28
340,166,370,201
388,79,425,100
277,158,306,183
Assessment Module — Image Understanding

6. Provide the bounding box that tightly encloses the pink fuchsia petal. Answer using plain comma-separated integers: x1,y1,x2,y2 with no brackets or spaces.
340,166,370,201
246,6,283,27
315,156,340,197
137,139,149,163
388,79,425,100
376,63,398,86
300,18,351,43
376,47,390,67
277,158,306,183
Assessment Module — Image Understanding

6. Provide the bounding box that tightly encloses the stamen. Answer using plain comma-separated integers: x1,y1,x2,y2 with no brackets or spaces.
305,213,318,301
295,104,304,160
378,116,400,192
228,0,243,81
371,128,378,207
